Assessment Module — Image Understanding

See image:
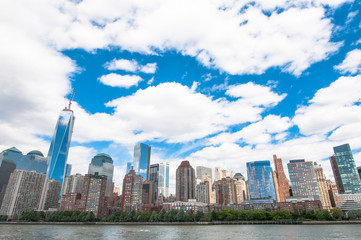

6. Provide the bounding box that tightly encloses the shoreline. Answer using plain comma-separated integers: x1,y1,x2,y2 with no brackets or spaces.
1,220,361,225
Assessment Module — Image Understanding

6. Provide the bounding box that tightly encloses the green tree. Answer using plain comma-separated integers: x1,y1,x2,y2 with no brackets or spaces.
84,212,95,222
272,210,292,220
195,211,204,221
149,211,158,222
168,209,178,222
128,210,137,222
330,208,343,220
158,209,166,222
175,210,185,222
185,209,195,221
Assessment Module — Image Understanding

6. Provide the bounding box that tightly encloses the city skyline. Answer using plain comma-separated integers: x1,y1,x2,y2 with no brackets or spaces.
1,0,361,193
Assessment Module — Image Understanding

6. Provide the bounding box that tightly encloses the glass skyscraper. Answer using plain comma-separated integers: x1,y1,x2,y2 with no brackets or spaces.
246,160,276,200
126,162,133,174
46,108,75,187
133,143,151,181
331,144,361,194
158,161,169,197
88,153,114,183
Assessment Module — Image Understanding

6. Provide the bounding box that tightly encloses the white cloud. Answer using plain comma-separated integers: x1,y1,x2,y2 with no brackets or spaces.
226,82,286,107
293,75,361,136
67,146,97,175
105,59,139,72
13,0,342,76
104,59,157,74
140,63,157,74
335,49,361,75
98,73,143,88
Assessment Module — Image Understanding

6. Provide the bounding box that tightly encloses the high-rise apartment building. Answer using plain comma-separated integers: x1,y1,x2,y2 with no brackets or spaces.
0,170,45,217
247,161,276,200
314,163,332,209
196,166,212,182
233,173,247,203
78,173,107,217
43,179,62,210
326,180,338,207
273,155,290,202
176,161,195,202
222,169,229,179
215,177,237,205
121,169,143,211
133,143,151,181
330,144,361,194
287,160,320,200
142,180,152,204
88,153,114,197
63,173,84,194
196,181,210,204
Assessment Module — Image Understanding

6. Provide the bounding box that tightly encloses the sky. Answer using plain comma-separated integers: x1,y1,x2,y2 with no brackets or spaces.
1,0,361,193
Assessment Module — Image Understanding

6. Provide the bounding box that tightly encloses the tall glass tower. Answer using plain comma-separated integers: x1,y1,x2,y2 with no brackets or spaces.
133,143,151,181
331,144,361,194
46,107,75,186
159,161,169,197
246,160,276,201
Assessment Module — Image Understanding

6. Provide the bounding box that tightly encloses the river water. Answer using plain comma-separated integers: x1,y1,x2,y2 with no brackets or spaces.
0,224,360,240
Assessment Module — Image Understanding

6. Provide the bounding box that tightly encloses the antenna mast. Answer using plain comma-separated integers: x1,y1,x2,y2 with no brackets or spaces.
68,89,76,110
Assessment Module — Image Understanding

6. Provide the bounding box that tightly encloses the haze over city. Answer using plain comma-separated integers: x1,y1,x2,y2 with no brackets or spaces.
1,0,361,193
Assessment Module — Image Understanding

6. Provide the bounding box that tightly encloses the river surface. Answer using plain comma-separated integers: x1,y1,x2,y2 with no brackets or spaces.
0,224,360,240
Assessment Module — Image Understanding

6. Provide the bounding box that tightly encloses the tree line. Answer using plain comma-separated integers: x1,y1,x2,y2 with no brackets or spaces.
3,208,357,222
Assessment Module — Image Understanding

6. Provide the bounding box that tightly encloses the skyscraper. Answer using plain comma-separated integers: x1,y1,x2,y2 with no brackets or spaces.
46,106,75,187
215,167,222,181
121,169,143,211
314,163,332,209
63,173,84,194
126,162,133,174
273,155,290,202
65,164,72,177
287,160,320,200
158,161,169,197
196,166,212,182
0,148,48,173
0,160,16,208
247,160,276,201
0,170,45,217
88,153,114,197
330,144,361,194
176,160,195,202
215,177,237,205
133,143,151,181
149,164,159,203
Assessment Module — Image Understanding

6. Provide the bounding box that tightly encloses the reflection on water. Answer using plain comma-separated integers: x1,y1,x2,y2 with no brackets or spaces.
0,224,360,240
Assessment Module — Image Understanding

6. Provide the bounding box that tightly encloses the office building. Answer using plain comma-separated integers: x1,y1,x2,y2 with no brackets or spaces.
88,153,114,197
0,159,16,208
176,161,195,202
215,167,222,181
65,164,72,177
196,181,210,204
196,166,212,182
0,148,47,173
0,170,45,217
287,160,320,200
273,155,290,202
126,162,133,174
142,180,152,204
158,161,169,197
326,180,338,207
247,160,276,200
314,163,332,209
149,164,159,203
133,143,151,181
330,144,361,194
46,106,75,187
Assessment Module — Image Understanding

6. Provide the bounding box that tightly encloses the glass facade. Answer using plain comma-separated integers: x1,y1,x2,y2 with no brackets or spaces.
126,162,133,174
333,144,361,194
65,164,72,177
246,160,276,200
88,153,114,183
133,143,151,181
46,109,75,187
159,161,169,197
0,148,47,173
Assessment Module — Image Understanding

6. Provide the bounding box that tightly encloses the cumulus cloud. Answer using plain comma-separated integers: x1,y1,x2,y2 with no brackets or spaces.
105,59,157,74
17,0,343,76
293,75,361,136
98,73,143,88
67,146,97,175
335,49,361,75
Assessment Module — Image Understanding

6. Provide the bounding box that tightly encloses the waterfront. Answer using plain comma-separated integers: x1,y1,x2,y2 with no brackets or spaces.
1,224,361,240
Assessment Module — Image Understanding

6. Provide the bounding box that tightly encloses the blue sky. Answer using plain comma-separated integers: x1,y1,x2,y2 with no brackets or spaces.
1,0,361,191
